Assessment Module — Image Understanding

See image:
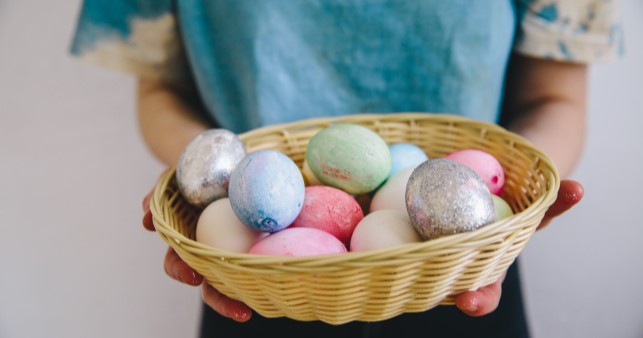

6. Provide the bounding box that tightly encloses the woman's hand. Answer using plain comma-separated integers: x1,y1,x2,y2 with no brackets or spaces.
141,170,253,322
454,180,584,316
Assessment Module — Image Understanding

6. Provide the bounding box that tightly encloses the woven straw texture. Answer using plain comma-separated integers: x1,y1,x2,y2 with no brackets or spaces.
150,113,560,325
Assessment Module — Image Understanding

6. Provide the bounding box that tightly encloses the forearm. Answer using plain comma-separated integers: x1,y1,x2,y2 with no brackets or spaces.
508,101,586,178
137,79,210,166
502,54,588,178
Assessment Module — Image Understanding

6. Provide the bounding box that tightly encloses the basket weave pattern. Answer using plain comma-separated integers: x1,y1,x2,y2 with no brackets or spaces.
151,113,559,325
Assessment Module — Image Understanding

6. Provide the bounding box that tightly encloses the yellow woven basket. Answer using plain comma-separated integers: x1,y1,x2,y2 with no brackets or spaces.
150,112,560,325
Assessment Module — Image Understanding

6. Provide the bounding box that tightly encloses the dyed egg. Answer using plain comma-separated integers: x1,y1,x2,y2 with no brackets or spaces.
306,124,391,195
290,186,364,246
388,143,429,178
350,210,421,252
228,150,305,233
196,198,266,253
492,195,514,220
370,167,414,213
405,158,496,240
249,227,347,256
301,159,322,186
176,129,246,208
444,149,505,195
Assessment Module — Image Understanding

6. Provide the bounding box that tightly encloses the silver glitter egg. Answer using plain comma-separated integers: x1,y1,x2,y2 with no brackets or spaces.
405,158,496,240
176,129,246,208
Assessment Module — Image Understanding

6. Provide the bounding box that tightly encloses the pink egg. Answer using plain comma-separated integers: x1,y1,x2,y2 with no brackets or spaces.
248,227,347,256
444,149,505,195
289,186,364,246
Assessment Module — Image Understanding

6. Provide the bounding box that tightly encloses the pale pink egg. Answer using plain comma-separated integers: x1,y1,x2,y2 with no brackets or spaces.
370,167,414,213
196,198,266,253
444,149,505,195
249,227,347,256
289,186,364,246
350,210,421,252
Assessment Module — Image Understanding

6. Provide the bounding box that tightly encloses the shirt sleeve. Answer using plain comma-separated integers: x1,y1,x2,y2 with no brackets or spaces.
513,0,623,63
70,0,190,82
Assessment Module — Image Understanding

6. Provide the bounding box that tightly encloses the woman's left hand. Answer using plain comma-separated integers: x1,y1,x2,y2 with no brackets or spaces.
454,179,584,316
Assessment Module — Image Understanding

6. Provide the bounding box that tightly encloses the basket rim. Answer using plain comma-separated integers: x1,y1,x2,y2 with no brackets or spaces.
151,112,560,266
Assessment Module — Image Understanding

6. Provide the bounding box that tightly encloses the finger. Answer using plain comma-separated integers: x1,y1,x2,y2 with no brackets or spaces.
202,282,253,323
142,186,155,231
163,247,203,286
142,169,172,231
142,190,153,213
537,180,584,231
142,208,155,232
455,272,506,317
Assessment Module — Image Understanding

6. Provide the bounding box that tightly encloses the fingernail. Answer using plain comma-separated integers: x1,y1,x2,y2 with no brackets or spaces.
190,271,202,284
233,310,250,322
460,299,478,313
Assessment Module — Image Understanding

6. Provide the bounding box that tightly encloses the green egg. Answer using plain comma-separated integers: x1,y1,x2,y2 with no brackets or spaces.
306,124,391,195
492,195,514,220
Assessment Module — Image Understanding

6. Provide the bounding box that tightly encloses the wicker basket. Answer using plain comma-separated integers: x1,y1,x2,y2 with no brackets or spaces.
150,113,560,325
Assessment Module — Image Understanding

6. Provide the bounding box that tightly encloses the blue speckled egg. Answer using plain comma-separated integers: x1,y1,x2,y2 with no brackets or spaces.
228,150,305,233
388,143,429,179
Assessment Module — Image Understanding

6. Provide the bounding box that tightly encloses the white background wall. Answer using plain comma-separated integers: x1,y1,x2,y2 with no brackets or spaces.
1,1,641,338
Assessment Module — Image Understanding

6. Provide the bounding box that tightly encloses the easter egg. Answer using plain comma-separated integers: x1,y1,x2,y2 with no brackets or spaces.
249,227,347,256
350,210,421,252
228,150,305,233
290,186,364,246
370,167,414,213
306,124,391,195
196,198,266,253
301,159,322,186
388,143,429,178
405,158,496,240
444,149,505,195
176,129,246,208
492,195,514,220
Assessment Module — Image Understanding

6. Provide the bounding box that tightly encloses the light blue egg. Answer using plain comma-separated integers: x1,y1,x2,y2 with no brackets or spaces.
388,143,429,178
228,150,305,232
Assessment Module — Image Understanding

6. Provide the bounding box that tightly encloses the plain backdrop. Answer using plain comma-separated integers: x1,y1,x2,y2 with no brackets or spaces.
1,1,641,338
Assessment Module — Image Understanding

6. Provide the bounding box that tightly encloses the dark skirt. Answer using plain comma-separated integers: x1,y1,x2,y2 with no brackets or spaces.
199,260,530,338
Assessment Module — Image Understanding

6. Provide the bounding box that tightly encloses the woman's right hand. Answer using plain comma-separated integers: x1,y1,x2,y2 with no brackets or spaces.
141,170,253,322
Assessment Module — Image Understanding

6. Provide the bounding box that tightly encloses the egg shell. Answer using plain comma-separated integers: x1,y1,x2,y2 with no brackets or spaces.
405,158,496,240
306,124,391,195
249,227,347,256
492,195,514,220
176,129,246,208
290,186,364,246
228,150,305,233
301,159,323,186
388,143,429,179
444,149,505,195
350,210,421,252
370,167,415,213
196,198,266,253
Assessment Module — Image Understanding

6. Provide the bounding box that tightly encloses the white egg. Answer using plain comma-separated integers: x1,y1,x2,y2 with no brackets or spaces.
370,167,415,213
196,198,265,253
349,209,421,252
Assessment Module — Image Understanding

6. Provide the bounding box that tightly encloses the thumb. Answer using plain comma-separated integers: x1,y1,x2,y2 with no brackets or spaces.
537,180,584,231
